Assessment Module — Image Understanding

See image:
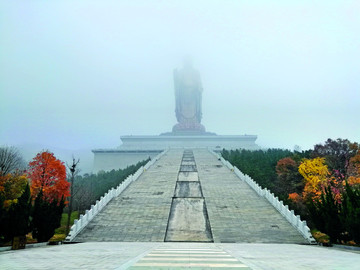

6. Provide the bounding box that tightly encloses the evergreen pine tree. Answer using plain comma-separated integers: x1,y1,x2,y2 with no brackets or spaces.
0,184,31,243
32,190,65,242
341,182,360,243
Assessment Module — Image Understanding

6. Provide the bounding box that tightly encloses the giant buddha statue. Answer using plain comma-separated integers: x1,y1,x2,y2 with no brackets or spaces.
172,57,205,134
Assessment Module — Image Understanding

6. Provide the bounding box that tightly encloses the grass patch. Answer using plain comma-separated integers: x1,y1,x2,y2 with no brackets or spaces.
54,211,79,235
49,234,66,242
24,211,80,243
311,230,330,245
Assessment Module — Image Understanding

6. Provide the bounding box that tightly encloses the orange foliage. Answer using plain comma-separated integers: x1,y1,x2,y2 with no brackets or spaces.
27,151,70,203
347,150,360,177
288,192,302,202
345,150,360,187
276,157,297,176
347,176,360,186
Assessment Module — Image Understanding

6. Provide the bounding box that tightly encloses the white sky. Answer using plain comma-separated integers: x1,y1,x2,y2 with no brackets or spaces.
1,0,360,154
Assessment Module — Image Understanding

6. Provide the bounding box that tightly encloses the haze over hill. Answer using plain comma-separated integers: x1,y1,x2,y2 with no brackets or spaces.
1,0,359,172
16,143,94,174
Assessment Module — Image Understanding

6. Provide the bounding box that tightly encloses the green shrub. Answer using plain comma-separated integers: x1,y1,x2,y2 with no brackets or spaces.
341,182,360,243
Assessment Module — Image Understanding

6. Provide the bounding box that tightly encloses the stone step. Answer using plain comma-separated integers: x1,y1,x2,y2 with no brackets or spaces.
129,245,251,269
73,149,183,242
74,148,308,244
194,149,307,244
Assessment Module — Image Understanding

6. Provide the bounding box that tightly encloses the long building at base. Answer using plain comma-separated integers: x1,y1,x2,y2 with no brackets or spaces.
92,134,258,173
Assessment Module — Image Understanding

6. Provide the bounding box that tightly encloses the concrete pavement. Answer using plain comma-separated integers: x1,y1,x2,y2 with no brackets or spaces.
1,242,359,269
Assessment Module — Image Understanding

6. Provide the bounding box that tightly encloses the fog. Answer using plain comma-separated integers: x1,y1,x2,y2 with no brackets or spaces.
1,1,359,172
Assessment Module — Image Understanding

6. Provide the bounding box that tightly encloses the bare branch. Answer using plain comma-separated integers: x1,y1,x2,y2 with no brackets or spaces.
0,146,25,176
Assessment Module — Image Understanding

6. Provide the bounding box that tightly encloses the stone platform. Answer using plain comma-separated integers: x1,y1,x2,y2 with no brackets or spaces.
75,148,307,244
92,134,259,173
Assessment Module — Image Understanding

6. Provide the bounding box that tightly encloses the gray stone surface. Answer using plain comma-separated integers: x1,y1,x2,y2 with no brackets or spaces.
76,148,307,244
194,149,308,244
178,171,199,182
1,242,360,270
165,150,213,242
179,164,197,172
174,182,202,198
165,198,213,242
74,149,183,242
129,244,250,269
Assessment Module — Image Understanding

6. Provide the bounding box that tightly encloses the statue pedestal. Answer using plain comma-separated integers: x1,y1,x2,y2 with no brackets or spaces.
172,122,206,133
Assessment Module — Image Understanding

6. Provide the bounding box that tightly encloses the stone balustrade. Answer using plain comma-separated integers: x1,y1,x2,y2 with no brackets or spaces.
65,149,168,242
210,150,316,244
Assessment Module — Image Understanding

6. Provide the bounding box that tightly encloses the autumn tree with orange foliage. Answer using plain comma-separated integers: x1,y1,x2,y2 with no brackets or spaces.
27,151,70,203
347,150,360,186
292,140,360,244
27,151,70,242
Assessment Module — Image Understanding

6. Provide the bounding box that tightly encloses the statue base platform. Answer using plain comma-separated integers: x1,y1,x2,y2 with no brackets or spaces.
172,122,206,133
161,131,217,136
92,134,259,173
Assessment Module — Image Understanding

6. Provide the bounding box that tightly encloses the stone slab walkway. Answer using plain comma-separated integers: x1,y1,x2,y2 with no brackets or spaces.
1,242,359,269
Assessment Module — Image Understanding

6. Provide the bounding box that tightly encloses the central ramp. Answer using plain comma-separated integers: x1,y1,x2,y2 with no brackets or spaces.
73,148,308,243
165,150,213,242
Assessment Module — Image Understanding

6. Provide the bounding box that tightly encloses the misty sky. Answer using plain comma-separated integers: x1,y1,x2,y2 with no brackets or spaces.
1,0,360,154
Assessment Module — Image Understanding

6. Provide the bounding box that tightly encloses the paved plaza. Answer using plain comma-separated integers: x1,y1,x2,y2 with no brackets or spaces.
1,242,360,269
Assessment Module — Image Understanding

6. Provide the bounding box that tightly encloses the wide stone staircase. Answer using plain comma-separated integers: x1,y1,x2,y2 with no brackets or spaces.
73,148,308,244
